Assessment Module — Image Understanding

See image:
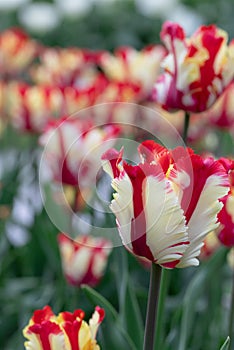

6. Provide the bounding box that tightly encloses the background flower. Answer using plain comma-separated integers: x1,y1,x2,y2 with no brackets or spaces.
0,27,38,78
151,21,234,112
40,117,120,187
99,45,166,98
217,158,234,247
58,233,112,287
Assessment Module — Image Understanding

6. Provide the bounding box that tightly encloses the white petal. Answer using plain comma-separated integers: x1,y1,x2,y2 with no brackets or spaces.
177,174,229,267
110,173,134,250
144,176,188,265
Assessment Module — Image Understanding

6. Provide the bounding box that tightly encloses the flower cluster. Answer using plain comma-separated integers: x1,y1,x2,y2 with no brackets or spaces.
23,305,104,350
102,141,230,268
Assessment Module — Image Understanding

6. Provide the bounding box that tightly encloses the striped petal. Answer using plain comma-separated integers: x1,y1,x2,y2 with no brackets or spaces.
174,158,229,267
143,175,189,267
24,321,65,350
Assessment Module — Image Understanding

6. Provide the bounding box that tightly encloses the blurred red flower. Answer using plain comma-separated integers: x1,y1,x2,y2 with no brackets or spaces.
58,233,112,287
151,22,234,112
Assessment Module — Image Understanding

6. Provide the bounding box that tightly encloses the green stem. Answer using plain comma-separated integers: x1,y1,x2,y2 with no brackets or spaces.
182,111,190,144
229,269,234,349
143,263,162,350
154,269,170,349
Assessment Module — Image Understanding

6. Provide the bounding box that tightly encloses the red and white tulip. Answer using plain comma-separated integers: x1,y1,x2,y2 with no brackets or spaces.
30,47,102,86
217,158,234,247
99,45,166,98
0,28,38,78
102,141,229,268
40,117,120,187
200,82,234,129
23,305,104,350
151,22,234,112
58,233,112,287
5,82,64,133
199,231,221,260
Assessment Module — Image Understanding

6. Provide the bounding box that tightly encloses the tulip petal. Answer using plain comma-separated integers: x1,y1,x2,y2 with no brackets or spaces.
177,171,229,267
144,176,189,267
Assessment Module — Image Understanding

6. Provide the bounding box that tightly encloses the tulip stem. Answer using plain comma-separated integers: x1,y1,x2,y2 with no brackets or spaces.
183,111,190,143
228,269,234,349
143,263,162,350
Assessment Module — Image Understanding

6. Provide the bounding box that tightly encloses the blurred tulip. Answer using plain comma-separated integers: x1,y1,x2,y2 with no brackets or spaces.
30,46,102,86
58,233,112,287
95,81,141,104
217,158,234,247
40,117,120,187
62,74,107,115
23,305,104,350
5,82,64,133
99,45,166,98
199,231,221,260
0,27,38,78
152,21,234,112
200,82,234,129
102,141,229,268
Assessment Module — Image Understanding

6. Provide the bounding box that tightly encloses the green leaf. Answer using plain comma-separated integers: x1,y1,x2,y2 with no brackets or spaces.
220,337,230,350
114,248,144,348
178,248,227,350
82,285,137,350
82,285,118,321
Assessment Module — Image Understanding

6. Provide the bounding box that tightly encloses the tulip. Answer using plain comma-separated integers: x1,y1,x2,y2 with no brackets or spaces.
58,233,112,287
40,117,119,187
151,21,234,113
217,158,234,247
0,27,38,78
23,305,104,350
102,141,229,268
30,47,102,86
99,45,166,98
5,82,64,133
200,82,234,129
199,231,221,260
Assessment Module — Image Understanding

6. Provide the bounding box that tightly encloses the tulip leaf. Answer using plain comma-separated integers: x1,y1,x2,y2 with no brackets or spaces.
178,247,226,350
123,279,144,347
82,285,137,350
220,337,230,350
81,285,118,321
113,248,144,348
